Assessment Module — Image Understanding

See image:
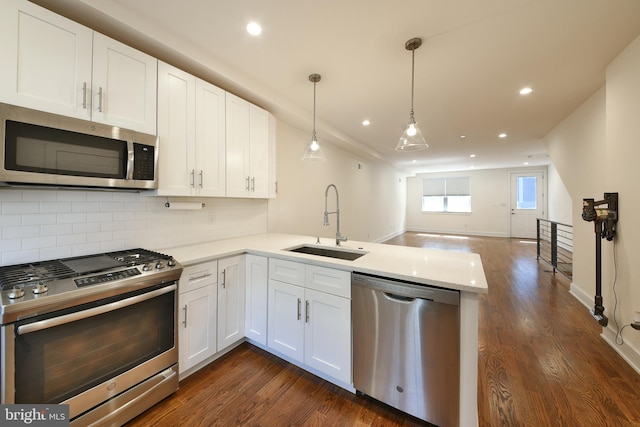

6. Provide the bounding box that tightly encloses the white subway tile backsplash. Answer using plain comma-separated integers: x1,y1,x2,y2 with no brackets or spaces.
23,190,57,202
57,213,87,224
23,236,56,250
3,225,40,239
41,223,73,237
0,215,21,226
22,213,56,226
57,233,86,247
0,189,268,266
2,202,39,215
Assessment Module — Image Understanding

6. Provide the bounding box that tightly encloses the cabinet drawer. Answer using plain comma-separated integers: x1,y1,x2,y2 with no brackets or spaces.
179,260,218,294
269,258,305,286
305,265,351,298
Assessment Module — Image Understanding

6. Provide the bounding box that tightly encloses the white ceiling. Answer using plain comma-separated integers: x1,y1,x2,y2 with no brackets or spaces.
33,0,640,174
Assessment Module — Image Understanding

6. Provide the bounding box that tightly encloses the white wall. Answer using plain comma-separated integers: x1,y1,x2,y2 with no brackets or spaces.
267,121,407,243
406,167,559,237
547,163,572,225
543,35,640,371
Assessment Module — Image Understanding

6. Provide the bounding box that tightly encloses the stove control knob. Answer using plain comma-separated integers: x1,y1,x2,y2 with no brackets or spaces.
142,263,153,272
8,287,25,299
155,261,165,270
33,283,48,294
167,257,176,267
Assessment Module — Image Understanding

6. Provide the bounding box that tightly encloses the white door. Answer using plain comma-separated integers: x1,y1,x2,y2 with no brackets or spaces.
91,33,157,134
304,289,351,384
178,284,217,374
244,255,268,345
267,279,304,362
510,172,545,239
217,256,246,350
0,0,93,119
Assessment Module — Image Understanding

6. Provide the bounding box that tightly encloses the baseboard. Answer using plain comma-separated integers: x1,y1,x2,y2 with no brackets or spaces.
568,282,640,375
569,282,592,309
601,328,640,376
372,229,406,243
405,227,508,238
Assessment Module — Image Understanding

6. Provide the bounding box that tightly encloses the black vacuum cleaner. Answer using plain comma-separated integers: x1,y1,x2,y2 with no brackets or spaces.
581,192,618,327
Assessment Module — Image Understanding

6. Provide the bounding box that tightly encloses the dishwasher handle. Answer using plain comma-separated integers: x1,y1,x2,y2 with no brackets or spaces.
383,292,418,303
352,273,459,306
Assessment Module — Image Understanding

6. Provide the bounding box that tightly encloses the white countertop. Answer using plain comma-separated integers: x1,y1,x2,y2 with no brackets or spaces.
163,233,488,294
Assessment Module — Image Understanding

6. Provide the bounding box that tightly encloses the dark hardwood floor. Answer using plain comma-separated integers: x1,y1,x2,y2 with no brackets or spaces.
126,232,640,426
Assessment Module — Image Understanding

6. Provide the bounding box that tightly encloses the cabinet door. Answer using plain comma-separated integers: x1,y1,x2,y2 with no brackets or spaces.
195,79,226,197
178,284,217,374
217,255,246,350
267,280,305,363
0,0,93,119
245,255,268,345
249,105,270,197
225,93,251,197
91,33,157,134
157,61,196,196
304,289,352,384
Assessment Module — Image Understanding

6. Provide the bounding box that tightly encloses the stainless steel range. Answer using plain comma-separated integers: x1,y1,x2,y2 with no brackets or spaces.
0,248,182,426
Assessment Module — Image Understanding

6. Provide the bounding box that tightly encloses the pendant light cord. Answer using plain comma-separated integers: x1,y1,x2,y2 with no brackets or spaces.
410,46,415,115
313,80,317,135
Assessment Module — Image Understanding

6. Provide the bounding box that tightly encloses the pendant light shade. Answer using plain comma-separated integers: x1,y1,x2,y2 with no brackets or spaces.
302,74,326,161
396,37,429,151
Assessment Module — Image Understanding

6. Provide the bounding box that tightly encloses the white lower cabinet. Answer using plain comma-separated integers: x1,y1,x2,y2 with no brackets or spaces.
217,255,246,350
267,259,352,385
178,261,218,374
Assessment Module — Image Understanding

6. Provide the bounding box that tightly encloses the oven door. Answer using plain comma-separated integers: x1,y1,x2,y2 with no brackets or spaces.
1,282,178,421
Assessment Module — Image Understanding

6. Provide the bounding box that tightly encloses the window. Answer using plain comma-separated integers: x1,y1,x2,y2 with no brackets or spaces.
515,176,537,209
422,177,471,213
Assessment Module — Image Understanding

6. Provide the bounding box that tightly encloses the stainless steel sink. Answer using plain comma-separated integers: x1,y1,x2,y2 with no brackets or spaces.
286,244,368,261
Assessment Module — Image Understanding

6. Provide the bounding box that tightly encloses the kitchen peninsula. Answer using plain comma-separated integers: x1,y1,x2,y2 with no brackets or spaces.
164,233,487,427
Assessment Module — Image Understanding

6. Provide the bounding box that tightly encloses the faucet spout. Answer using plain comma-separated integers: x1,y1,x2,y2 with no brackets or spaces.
324,184,347,246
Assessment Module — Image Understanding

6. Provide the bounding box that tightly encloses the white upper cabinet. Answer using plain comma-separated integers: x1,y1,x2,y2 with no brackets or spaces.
0,0,92,118
157,62,226,197
226,93,275,199
90,33,157,134
0,0,157,134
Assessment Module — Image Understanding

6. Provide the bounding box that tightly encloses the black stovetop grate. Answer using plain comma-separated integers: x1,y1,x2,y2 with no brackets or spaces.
0,260,75,289
0,248,171,290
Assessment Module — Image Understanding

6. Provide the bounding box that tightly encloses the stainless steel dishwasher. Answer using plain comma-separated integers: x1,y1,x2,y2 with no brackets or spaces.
352,273,460,427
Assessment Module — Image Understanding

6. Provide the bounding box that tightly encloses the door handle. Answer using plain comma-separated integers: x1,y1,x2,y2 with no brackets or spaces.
305,300,310,323
297,298,301,320
182,305,188,328
221,270,226,289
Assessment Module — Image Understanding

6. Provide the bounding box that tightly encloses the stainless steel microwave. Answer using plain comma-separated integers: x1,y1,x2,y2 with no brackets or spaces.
0,103,158,190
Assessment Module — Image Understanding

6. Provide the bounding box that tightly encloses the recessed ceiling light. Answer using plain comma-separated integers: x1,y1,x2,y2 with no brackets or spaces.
362,119,370,126
460,135,466,139
524,162,529,165
246,22,262,36
519,87,533,95
498,133,508,138
469,154,476,158
412,159,417,163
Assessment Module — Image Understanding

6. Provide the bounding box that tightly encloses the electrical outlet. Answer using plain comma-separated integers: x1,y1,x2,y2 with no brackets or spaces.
207,212,215,224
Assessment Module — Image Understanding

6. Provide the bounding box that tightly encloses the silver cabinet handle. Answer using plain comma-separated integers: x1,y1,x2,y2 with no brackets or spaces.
189,272,211,281
98,87,103,112
251,177,255,191
190,169,195,188
182,305,188,328
305,300,310,323
297,298,301,320
221,270,226,289
199,170,203,188
82,82,88,109
245,176,250,191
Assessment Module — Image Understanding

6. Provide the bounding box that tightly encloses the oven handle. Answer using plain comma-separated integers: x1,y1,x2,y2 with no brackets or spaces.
16,283,177,336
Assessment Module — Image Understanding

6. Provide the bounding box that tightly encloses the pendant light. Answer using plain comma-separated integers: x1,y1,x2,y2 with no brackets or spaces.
302,73,326,161
396,37,429,151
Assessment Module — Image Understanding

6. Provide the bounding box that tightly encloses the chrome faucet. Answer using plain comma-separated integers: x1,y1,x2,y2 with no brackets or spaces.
324,184,347,246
